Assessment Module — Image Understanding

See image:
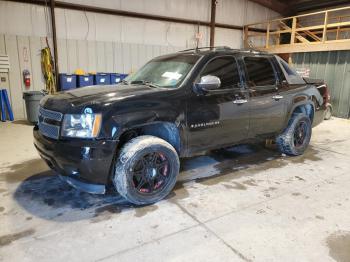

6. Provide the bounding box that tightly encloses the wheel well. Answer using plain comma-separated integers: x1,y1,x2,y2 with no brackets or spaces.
117,122,181,154
292,103,314,122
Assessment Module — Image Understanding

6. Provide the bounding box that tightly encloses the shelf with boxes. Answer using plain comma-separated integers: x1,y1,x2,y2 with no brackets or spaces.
59,73,129,91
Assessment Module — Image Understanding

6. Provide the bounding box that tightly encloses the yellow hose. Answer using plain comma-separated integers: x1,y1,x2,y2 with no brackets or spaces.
41,47,56,94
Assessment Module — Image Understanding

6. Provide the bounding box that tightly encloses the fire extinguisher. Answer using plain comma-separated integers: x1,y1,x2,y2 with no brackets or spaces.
23,69,31,88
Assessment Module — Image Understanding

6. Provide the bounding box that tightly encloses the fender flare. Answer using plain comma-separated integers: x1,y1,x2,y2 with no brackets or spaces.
283,99,316,131
115,121,184,155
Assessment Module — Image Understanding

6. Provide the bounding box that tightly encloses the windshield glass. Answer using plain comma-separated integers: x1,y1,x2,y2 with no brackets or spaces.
125,54,201,88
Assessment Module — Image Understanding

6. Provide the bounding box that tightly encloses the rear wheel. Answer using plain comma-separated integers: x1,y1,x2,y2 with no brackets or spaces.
276,114,312,156
113,135,179,205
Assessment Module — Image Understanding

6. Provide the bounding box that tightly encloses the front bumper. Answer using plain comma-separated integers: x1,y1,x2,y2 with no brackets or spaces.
33,126,118,194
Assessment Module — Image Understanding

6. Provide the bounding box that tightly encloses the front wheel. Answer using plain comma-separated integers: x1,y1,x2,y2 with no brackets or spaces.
113,135,179,205
276,114,312,156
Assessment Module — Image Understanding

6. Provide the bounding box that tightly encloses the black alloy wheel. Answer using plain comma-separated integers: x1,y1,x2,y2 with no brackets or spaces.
131,152,170,194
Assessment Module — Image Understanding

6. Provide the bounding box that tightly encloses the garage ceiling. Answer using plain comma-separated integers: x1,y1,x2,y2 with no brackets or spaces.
250,0,350,16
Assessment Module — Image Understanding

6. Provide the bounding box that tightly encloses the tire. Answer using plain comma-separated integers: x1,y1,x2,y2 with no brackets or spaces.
324,105,332,120
276,113,312,156
113,135,179,205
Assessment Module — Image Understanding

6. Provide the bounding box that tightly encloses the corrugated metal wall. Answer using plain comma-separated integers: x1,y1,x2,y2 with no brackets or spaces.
292,51,350,118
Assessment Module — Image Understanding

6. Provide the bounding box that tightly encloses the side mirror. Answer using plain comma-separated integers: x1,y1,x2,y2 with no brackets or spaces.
194,75,221,95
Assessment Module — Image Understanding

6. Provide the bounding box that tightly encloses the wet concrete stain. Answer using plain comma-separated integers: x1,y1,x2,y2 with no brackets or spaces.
165,181,190,201
0,158,50,184
0,207,4,213
90,204,124,223
315,215,324,220
5,143,322,223
13,173,126,222
223,182,247,190
0,229,35,247
292,192,302,196
242,179,258,186
327,231,350,262
295,176,306,181
134,205,158,217
182,145,322,188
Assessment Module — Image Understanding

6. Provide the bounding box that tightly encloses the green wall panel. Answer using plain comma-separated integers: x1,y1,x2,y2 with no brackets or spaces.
292,51,350,118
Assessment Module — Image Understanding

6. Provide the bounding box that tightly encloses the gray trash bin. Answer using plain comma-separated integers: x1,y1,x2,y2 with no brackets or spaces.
23,91,45,123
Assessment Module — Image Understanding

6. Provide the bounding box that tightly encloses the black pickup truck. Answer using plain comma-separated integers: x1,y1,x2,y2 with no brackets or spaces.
34,47,327,205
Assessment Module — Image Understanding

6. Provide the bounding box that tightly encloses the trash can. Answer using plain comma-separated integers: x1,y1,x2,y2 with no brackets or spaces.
23,91,45,123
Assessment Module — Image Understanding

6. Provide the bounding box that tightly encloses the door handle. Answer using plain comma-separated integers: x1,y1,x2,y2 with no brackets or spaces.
233,99,248,105
272,95,283,100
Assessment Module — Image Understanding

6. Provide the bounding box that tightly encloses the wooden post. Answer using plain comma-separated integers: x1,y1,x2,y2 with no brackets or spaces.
244,26,249,48
336,16,340,40
322,11,328,43
290,17,297,44
209,0,217,47
265,22,270,48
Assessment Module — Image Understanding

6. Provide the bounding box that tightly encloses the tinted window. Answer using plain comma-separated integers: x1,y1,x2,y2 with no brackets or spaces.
200,56,240,89
244,57,276,86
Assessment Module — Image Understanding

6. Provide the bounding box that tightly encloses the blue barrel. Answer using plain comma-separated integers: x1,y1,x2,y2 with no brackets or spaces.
59,74,77,91
94,73,111,85
77,75,94,87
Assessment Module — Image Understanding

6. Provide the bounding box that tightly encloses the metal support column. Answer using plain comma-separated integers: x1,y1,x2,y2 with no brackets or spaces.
50,0,59,88
209,0,217,47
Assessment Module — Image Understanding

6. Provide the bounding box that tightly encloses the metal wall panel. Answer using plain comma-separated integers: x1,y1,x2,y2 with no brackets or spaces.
293,51,350,118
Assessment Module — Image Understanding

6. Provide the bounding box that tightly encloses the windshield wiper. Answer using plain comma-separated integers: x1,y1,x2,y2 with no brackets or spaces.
129,80,160,88
121,79,129,85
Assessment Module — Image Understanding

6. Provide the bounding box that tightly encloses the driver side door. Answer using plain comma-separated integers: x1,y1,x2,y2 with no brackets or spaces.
187,56,250,152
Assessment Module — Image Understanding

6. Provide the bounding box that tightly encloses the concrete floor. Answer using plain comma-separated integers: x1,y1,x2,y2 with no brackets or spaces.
0,118,350,262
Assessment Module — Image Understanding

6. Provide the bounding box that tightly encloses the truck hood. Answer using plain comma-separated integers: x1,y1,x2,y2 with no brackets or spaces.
41,84,163,112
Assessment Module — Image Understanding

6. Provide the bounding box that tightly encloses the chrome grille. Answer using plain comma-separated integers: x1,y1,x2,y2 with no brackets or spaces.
38,122,60,139
38,107,62,139
39,107,63,121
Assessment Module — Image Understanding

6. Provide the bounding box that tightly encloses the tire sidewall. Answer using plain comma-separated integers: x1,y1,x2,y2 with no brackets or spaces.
288,115,312,155
113,136,179,205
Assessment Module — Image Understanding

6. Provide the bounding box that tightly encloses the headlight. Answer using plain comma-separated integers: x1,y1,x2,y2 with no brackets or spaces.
61,113,102,138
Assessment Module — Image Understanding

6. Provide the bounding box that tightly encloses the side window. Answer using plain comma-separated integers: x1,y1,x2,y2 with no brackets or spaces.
244,57,276,87
200,56,240,89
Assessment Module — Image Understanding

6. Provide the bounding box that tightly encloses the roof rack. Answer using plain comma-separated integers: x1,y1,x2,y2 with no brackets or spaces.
240,48,269,54
178,46,236,52
178,46,268,54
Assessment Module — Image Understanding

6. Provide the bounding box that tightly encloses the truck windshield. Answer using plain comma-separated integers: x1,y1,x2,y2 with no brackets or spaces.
125,54,200,88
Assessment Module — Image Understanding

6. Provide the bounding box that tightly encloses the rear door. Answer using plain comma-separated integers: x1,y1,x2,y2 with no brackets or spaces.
243,56,287,137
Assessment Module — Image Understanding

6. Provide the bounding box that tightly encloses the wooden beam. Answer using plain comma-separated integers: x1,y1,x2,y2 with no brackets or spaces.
258,40,350,53
290,18,296,44
265,22,270,48
248,0,290,16
245,5,350,27
322,11,328,43
244,26,249,48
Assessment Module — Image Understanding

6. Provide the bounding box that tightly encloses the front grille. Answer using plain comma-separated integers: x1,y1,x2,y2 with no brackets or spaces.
38,107,62,139
39,107,63,121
